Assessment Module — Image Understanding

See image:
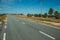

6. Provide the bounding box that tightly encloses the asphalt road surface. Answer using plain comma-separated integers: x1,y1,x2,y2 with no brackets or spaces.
0,15,60,40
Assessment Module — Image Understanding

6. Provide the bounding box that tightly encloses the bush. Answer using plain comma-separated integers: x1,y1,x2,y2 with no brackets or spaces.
27,14,33,17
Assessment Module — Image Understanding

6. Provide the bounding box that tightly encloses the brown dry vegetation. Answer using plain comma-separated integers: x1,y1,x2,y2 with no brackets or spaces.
14,15,60,28
0,15,6,22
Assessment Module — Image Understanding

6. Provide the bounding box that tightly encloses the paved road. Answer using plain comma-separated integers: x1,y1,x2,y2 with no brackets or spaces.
1,15,60,40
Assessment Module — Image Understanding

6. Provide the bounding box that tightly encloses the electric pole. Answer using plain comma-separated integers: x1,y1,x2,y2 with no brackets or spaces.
40,0,42,17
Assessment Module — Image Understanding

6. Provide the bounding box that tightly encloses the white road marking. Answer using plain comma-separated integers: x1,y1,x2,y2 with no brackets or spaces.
0,22,2,24
39,23,60,29
46,24,60,29
5,18,7,24
48,25,60,29
5,25,7,29
3,33,6,40
31,20,60,29
5,22,7,24
5,18,7,22
16,20,19,22
40,23,60,29
39,31,55,40
22,22,25,24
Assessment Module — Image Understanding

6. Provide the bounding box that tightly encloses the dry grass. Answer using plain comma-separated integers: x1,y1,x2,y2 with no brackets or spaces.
0,15,6,22
14,15,60,28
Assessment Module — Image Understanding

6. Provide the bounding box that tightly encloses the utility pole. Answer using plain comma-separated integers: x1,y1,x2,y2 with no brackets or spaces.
40,0,42,17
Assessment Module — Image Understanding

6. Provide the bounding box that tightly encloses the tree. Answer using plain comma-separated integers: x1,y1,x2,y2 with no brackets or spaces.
27,14,32,17
20,13,24,15
33,14,41,17
54,11,59,19
38,14,41,17
43,13,48,18
48,8,53,16
0,14,6,16
34,14,37,17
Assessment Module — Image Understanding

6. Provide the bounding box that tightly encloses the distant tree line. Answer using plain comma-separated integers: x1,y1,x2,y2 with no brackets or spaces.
27,8,60,19
0,14,6,16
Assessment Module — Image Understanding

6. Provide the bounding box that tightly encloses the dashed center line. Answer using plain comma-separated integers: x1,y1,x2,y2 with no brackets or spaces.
5,25,7,29
22,22,25,24
39,31,55,40
5,22,7,24
3,33,6,40
0,22,2,24
16,20,18,21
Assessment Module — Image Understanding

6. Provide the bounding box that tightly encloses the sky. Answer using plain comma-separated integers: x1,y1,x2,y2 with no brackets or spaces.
0,0,60,14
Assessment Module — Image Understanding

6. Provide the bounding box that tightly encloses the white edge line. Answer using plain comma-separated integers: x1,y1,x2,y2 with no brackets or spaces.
3,33,6,40
40,23,60,29
19,18,60,29
32,21,60,29
39,31,55,40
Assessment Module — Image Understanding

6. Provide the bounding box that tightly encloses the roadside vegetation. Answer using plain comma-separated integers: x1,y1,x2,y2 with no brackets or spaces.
0,14,6,22
0,14,6,31
14,8,60,28
27,8,60,19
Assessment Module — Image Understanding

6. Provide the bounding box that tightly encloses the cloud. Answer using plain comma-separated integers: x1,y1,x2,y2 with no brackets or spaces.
1,0,15,2
56,6,60,8
1,0,17,6
1,0,23,5
0,8,3,11
1,0,22,3
18,0,22,2
1,0,15,4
